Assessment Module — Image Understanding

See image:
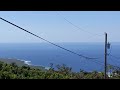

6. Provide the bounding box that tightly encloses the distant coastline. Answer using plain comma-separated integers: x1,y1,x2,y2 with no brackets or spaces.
17,59,32,65
0,42,120,72
0,58,49,70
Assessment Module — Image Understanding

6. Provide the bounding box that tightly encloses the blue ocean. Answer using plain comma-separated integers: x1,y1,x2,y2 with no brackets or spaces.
0,42,120,72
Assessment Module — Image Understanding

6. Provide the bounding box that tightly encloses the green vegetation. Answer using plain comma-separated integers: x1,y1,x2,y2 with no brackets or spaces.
0,59,120,79
0,58,46,71
0,58,25,66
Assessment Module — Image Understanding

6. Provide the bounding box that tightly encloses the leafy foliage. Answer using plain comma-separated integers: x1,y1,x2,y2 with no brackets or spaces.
0,61,120,79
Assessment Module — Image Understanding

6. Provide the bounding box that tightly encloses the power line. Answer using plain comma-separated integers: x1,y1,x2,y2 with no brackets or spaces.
107,53,120,71
107,61,120,71
108,55,120,67
109,54,120,60
108,54,120,63
0,17,99,60
56,12,104,38
89,59,104,66
107,43,120,63
105,42,120,68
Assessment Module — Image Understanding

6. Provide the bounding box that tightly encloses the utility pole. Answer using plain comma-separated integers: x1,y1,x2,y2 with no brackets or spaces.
104,32,107,79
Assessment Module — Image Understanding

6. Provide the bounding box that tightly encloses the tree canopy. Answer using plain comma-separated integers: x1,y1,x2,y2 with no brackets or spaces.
0,61,120,79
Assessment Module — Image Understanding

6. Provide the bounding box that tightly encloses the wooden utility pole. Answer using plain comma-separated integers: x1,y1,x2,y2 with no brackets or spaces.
104,32,107,79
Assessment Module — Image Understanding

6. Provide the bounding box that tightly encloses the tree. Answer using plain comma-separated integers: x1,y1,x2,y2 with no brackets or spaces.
56,64,72,75
0,61,3,70
11,62,18,68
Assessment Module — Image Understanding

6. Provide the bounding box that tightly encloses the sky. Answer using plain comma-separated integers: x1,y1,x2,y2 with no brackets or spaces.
0,11,120,43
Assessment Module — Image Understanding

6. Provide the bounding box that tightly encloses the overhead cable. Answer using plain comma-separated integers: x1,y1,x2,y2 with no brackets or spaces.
0,17,99,60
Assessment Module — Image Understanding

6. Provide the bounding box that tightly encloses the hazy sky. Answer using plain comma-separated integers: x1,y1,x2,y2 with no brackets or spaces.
0,11,120,43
